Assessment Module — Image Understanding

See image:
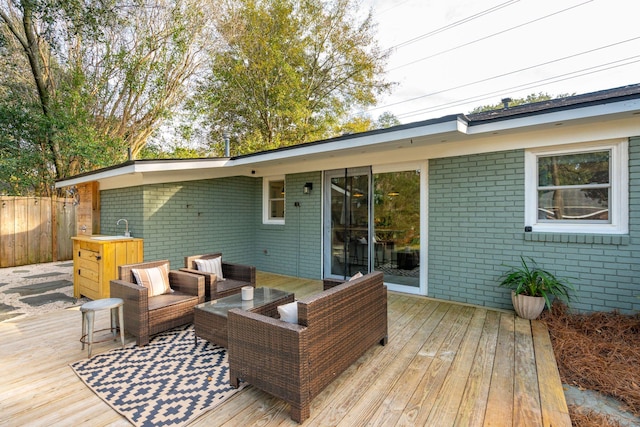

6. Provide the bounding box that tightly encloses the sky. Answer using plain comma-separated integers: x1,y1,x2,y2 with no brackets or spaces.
359,0,640,123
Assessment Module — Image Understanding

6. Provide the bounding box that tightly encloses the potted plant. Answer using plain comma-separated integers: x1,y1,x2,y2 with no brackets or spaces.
498,256,574,319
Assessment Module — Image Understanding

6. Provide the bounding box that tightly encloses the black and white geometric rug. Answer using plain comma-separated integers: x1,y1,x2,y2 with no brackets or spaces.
70,324,245,426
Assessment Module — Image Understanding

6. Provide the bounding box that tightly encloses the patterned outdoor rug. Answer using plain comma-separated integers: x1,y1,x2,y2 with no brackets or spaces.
70,324,245,426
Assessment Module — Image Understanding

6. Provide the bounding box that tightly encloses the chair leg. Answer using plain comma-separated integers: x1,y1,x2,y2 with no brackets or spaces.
118,305,125,348
81,311,86,350
86,310,95,358
110,307,117,339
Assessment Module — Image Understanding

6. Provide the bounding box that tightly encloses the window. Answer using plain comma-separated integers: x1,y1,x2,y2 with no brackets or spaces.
525,140,628,234
263,176,285,224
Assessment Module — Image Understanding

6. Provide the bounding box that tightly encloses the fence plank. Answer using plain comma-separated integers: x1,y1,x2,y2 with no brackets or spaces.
56,198,75,261
40,198,53,263
27,197,40,265
0,196,76,267
15,198,28,266
1,197,16,268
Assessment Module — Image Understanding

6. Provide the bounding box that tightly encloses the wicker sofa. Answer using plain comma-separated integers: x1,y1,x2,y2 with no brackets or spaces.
110,260,204,346
181,253,256,301
227,271,387,423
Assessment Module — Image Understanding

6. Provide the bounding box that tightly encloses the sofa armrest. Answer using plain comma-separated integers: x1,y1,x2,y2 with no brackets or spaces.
222,262,256,286
228,308,307,378
322,278,345,290
228,308,311,422
169,270,205,303
110,279,149,341
179,268,216,285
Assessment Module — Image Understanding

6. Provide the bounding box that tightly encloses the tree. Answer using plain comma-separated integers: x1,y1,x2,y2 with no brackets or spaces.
193,0,392,156
337,111,400,135
0,0,213,194
83,0,214,159
468,92,574,114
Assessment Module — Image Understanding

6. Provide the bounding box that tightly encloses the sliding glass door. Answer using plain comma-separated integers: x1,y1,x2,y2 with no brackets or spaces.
324,168,371,279
372,169,421,289
323,164,424,293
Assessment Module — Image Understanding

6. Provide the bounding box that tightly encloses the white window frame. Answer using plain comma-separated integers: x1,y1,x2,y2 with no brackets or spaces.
524,139,628,234
263,176,285,225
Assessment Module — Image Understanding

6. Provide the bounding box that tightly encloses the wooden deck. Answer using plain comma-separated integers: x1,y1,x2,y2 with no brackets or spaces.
0,272,571,426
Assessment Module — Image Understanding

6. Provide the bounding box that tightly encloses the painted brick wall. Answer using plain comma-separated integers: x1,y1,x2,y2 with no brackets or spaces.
253,172,322,278
100,186,144,237
429,137,640,314
100,173,323,279
101,177,257,269
428,150,524,310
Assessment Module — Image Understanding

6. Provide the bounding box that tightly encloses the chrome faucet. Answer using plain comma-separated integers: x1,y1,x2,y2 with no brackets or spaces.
116,219,130,237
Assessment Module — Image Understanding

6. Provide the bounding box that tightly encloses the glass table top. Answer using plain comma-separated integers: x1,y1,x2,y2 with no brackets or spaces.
195,287,292,318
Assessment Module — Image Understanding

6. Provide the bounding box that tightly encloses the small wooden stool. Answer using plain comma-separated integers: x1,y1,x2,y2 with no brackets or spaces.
80,298,125,358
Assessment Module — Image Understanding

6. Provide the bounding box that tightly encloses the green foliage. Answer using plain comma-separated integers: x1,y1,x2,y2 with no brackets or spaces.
373,170,420,247
193,0,392,155
376,111,401,129
1,0,210,193
0,101,49,194
337,111,401,135
139,142,204,159
498,256,575,309
0,60,126,194
469,92,575,114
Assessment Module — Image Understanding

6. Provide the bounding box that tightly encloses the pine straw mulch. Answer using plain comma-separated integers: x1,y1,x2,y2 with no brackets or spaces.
540,302,640,426
568,407,627,427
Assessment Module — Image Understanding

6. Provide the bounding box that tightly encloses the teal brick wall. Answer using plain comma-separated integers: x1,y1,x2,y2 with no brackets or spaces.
101,177,257,269
100,172,323,279
100,186,144,237
253,172,322,278
429,150,524,310
429,137,640,314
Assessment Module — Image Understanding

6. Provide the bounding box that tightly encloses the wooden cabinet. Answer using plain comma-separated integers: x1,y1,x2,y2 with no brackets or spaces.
72,236,144,300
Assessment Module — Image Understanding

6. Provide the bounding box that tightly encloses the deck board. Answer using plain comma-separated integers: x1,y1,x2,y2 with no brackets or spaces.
0,272,570,426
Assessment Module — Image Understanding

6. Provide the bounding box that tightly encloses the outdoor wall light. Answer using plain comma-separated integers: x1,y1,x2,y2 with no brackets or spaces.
303,182,313,194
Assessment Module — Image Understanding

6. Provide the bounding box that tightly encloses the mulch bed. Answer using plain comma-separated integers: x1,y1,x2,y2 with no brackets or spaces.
540,302,640,426
568,407,624,427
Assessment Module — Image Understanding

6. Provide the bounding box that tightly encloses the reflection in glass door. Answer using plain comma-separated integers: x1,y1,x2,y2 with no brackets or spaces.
373,170,420,288
324,168,371,279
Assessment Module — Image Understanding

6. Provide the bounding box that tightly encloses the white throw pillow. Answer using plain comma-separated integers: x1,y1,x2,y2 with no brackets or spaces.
277,301,298,324
132,264,171,297
194,257,224,280
349,271,363,281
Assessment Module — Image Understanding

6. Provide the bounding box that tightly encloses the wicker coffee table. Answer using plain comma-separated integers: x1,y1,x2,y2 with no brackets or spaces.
194,287,294,348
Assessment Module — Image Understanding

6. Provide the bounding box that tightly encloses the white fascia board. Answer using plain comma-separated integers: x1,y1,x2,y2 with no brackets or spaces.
133,158,230,173
55,163,139,188
229,120,460,167
464,98,640,135
55,158,230,189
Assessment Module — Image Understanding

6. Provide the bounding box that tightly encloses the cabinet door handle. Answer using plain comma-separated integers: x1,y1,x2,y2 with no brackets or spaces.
96,256,102,261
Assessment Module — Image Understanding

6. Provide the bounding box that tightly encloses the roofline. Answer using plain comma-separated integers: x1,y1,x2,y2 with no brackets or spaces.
231,114,460,160
465,83,640,125
55,158,230,188
55,83,640,189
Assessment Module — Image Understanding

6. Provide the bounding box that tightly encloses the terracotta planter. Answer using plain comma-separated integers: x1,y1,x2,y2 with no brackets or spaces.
511,291,546,320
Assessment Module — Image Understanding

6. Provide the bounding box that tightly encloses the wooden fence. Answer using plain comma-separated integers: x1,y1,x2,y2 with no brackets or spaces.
0,196,77,268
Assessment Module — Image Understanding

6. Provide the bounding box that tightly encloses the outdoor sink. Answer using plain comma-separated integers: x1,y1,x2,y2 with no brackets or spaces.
90,235,133,241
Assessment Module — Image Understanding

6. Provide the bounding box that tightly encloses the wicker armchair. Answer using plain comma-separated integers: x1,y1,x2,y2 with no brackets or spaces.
227,271,387,423
181,253,256,301
110,260,204,346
